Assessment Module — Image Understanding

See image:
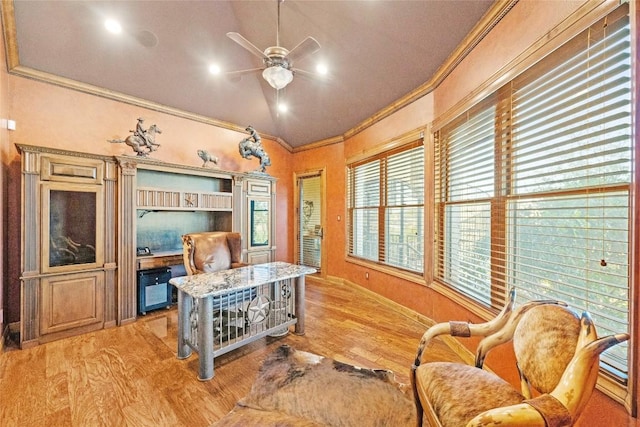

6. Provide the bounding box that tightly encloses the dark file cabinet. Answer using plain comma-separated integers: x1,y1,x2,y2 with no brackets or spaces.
137,267,172,315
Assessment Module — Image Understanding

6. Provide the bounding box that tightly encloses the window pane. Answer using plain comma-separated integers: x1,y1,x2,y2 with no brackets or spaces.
508,192,629,371
446,106,495,201
347,141,424,273
512,21,632,195
352,208,378,261
386,206,423,272
354,161,380,207
388,148,425,205
443,203,492,304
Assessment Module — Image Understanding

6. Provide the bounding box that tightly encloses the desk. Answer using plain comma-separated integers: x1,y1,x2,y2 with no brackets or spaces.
169,262,316,380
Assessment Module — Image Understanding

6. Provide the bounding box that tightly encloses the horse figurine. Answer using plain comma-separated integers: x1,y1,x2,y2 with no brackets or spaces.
238,125,271,173
109,119,162,156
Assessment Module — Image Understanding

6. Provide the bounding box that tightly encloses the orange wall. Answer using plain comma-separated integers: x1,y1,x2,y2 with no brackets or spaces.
291,142,345,278
292,1,638,425
2,74,295,323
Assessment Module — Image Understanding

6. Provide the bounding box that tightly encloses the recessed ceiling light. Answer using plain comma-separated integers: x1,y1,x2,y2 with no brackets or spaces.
208,64,221,75
277,103,288,113
135,30,158,48
316,64,328,75
104,19,122,34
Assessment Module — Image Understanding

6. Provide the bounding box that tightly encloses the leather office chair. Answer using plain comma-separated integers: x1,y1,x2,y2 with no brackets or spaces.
181,231,251,341
411,289,629,427
182,231,246,275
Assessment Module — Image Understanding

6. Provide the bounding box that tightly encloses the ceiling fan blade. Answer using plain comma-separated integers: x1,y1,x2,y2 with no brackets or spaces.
286,36,321,63
225,68,264,76
226,32,268,60
291,68,329,83
291,68,317,78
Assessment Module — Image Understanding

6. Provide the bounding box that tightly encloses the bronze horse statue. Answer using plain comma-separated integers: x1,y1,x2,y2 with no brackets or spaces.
239,125,271,173
109,124,161,156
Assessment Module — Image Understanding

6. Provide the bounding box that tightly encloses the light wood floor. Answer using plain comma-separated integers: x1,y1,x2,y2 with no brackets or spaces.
0,278,461,427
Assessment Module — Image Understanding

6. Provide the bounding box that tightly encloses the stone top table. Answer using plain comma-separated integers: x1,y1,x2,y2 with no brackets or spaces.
170,261,316,380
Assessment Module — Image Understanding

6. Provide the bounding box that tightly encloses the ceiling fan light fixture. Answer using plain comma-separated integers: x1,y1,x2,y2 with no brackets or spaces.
262,66,293,90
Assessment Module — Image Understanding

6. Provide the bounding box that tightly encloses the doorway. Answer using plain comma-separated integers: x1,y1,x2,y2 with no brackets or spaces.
295,170,324,273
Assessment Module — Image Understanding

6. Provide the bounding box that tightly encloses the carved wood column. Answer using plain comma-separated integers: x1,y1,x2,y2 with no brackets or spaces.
103,160,118,327
19,149,41,346
116,158,137,325
232,175,244,234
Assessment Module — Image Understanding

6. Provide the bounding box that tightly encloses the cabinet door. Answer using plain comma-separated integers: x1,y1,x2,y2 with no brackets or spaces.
249,198,271,249
41,182,104,273
40,271,105,335
247,251,271,265
243,178,275,264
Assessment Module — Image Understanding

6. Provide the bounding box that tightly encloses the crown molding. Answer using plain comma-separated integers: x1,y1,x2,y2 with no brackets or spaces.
341,0,519,143
1,0,517,152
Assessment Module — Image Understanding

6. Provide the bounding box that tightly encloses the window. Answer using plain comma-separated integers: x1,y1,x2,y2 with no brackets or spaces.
347,139,425,274
434,6,631,377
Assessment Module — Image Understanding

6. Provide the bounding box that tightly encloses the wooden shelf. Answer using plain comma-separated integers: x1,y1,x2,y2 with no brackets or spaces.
136,187,232,211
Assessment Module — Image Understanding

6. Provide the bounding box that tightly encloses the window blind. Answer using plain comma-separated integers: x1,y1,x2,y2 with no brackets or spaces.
348,141,424,273
507,9,631,375
435,101,496,304
434,5,631,376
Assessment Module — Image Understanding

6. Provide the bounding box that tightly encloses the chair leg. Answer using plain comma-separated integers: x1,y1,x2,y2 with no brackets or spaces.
411,364,424,427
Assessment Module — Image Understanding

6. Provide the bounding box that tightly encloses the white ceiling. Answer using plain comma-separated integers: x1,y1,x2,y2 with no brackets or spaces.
8,0,496,148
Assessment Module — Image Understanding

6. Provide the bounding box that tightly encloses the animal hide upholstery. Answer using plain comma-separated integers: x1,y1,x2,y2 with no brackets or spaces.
213,345,416,426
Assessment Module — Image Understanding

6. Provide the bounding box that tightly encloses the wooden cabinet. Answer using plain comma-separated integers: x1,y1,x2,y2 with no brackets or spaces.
134,166,235,256
17,145,276,345
17,145,117,348
116,157,241,323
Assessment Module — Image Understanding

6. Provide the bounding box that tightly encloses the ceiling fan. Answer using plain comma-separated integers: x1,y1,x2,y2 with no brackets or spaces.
226,0,321,90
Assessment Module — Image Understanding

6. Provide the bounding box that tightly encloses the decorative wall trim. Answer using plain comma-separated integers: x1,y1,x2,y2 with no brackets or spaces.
291,135,344,154
0,0,286,149
344,127,425,165
432,0,619,131
338,0,519,145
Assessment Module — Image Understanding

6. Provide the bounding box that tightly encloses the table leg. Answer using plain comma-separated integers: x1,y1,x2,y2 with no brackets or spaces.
197,295,214,381
177,290,192,360
294,275,306,335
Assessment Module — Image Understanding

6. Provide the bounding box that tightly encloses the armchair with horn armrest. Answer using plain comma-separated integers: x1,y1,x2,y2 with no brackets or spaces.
411,289,630,427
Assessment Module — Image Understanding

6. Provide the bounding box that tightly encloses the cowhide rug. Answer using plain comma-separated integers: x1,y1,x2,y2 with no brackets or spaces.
213,345,416,426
